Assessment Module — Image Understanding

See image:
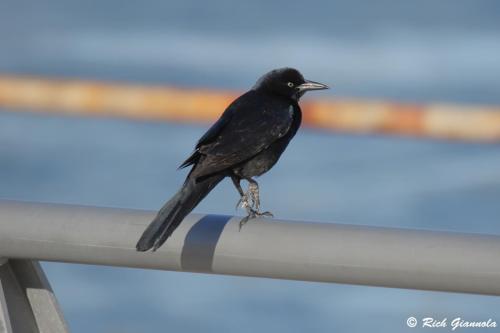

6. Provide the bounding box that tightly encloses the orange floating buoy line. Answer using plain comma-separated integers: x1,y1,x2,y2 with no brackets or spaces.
1,74,500,142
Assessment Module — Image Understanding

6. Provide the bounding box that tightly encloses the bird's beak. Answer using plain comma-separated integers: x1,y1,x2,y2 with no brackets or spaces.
297,80,329,92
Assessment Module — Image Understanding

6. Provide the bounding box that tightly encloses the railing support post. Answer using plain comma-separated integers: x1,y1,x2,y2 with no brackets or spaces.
0,259,68,333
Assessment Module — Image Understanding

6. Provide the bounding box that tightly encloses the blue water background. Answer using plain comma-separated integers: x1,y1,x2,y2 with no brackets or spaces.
1,1,500,332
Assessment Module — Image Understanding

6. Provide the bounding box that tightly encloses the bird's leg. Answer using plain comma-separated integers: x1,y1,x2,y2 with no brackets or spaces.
232,175,253,215
247,180,260,211
246,178,274,217
231,176,245,197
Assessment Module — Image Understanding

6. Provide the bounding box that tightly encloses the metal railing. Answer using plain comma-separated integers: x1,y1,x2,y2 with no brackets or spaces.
1,199,500,331
2,199,500,292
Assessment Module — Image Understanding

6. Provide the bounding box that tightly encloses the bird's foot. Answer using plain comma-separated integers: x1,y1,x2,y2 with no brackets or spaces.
238,215,251,231
236,179,273,230
246,208,274,219
254,210,274,218
238,208,274,231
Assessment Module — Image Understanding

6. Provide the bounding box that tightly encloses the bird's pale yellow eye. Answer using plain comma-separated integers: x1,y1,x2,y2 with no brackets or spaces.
287,82,294,88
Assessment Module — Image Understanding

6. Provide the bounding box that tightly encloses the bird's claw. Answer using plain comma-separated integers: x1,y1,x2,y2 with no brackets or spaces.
258,211,274,218
238,208,274,231
239,215,251,231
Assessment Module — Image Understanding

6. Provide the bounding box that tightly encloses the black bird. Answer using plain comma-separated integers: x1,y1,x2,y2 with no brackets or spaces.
136,68,329,252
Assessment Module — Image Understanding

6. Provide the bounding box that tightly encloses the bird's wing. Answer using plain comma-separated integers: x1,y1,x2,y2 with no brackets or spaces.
178,103,235,169
195,105,235,148
191,90,295,178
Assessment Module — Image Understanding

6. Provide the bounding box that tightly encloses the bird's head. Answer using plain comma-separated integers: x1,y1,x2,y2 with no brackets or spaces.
253,67,329,101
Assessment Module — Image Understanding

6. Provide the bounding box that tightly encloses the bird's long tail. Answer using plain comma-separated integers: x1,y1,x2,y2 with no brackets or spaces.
136,174,224,252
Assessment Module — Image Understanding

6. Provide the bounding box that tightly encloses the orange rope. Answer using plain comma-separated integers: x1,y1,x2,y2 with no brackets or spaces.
1,75,499,142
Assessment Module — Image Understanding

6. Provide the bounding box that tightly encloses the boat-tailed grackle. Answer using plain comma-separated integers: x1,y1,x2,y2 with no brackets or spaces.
136,68,329,251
